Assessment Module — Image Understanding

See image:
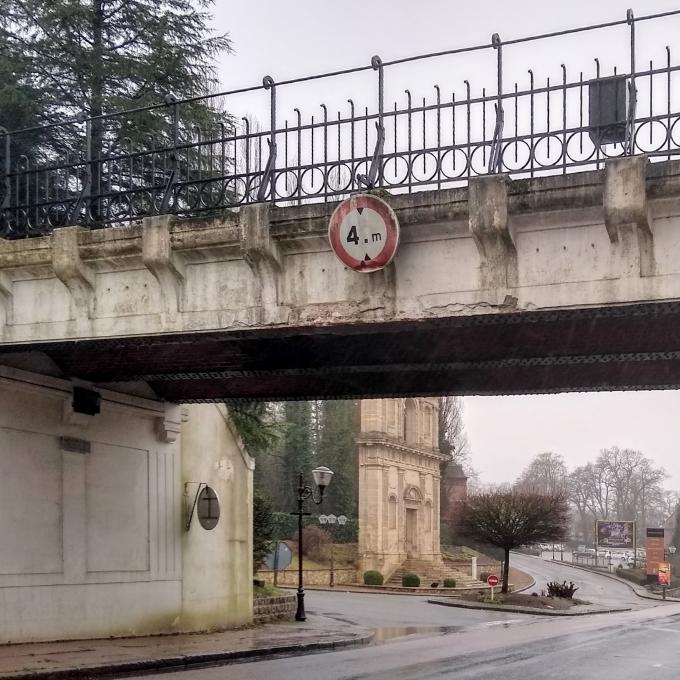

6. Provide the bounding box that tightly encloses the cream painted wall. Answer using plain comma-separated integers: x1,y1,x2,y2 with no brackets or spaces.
180,404,254,631
0,368,254,643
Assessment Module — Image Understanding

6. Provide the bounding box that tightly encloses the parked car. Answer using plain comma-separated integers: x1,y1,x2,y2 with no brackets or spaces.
576,545,586,554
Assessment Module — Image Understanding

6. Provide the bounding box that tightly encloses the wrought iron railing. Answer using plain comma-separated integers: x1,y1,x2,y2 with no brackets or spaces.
2,9,680,237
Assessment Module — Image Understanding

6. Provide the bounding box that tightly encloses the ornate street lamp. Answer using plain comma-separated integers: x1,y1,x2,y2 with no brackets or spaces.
318,513,348,587
294,466,334,621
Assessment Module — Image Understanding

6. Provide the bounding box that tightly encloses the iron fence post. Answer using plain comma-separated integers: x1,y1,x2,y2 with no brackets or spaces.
488,33,504,174
68,114,92,226
625,8,637,155
257,75,277,204
160,94,179,215
375,55,384,188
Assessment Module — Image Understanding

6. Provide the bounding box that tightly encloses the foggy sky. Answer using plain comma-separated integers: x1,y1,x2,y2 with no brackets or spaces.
211,0,680,490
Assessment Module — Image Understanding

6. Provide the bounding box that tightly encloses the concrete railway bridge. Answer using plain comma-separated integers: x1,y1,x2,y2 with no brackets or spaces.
1,156,679,399
1,155,680,644
3,7,680,645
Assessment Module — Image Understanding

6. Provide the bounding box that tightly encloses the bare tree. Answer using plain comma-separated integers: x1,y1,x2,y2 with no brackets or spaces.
515,453,569,496
566,447,667,543
459,491,569,593
439,396,471,465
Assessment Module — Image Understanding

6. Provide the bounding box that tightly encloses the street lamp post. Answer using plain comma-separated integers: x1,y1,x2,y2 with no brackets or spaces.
319,513,348,587
293,466,334,622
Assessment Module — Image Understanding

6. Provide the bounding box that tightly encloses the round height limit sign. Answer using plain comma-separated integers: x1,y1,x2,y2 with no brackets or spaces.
328,194,400,273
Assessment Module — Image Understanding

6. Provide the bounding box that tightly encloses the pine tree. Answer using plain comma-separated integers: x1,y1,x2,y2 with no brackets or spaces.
1,0,230,129
1,0,232,223
0,41,45,161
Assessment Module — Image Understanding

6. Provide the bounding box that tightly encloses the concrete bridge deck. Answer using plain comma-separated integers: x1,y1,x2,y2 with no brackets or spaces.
1,156,680,400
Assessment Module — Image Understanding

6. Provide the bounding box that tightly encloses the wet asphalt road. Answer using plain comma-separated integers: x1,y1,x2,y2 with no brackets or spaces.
509,552,647,608
139,556,680,680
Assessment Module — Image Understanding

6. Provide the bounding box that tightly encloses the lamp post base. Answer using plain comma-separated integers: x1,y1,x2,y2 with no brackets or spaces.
295,588,306,621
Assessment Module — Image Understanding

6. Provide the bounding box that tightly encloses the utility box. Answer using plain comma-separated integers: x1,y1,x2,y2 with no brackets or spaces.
589,75,628,145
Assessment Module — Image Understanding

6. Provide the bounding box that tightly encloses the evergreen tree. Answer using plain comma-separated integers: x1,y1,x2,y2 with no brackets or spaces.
228,401,281,455
280,401,314,512
1,0,230,130
252,488,274,573
1,0,232,222
318,400,359,518
0,41,45,162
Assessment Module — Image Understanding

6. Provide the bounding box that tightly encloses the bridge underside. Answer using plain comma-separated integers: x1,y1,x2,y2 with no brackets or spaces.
3,301,680,401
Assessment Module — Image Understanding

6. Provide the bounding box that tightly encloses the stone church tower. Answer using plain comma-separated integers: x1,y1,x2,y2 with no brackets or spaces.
357,398,445,578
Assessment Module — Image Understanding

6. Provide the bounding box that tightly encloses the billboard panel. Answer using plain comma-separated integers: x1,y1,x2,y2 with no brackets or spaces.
596,521,635,548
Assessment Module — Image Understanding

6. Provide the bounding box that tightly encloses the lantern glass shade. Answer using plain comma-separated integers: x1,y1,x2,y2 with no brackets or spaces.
312,466,334,490
326,514,337,525
337,515,348,526
318,514,328,525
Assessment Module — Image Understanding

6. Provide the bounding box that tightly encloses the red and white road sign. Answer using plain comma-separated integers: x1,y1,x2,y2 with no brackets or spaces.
328,193,400,273
487,575,499,587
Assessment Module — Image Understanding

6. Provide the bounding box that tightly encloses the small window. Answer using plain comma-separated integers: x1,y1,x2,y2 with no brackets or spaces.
197,486,220,530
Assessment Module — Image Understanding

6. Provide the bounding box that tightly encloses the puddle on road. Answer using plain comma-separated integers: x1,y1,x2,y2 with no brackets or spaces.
372,625,463,643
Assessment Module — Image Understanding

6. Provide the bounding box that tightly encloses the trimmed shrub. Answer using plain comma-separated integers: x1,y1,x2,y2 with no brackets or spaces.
363,570,384,586
443,578,457,588
402,572,420,587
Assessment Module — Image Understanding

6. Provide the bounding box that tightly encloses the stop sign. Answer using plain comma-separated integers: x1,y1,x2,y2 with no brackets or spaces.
487,575,499,587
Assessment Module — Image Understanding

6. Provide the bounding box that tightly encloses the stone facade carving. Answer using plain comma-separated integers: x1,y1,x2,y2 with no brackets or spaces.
357,397,445,578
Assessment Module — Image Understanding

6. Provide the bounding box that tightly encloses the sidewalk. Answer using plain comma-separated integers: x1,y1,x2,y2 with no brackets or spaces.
0,617,373,680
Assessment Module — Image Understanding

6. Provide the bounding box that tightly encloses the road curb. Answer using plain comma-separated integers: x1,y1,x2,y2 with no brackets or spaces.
0,631,375,680
427,597,631,617
512,575,536,594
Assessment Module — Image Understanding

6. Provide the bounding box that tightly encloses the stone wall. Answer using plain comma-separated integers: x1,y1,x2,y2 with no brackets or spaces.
253,594,296,624
256,568,358,586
